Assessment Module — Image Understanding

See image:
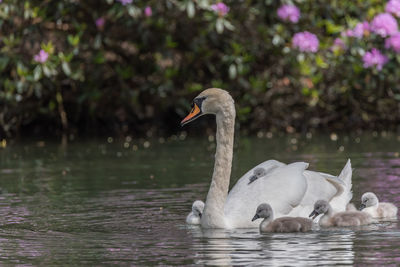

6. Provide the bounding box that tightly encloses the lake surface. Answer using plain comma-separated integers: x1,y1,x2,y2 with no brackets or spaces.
0,133,399,265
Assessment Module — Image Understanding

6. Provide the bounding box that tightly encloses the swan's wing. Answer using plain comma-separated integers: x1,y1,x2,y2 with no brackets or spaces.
224,161,309,228
298,171,341,205
326,159,353,213
289,160,353,218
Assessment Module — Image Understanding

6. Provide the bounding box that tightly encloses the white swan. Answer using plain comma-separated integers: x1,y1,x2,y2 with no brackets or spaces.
310,200,372,227
359,192,398,219
181,88,353,228
186,200,205,225
252,203,313,233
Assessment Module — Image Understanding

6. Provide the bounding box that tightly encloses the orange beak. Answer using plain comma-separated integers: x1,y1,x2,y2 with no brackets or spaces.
181,103,202,126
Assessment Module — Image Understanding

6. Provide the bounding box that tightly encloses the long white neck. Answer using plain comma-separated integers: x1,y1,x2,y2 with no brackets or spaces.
201,102,235,228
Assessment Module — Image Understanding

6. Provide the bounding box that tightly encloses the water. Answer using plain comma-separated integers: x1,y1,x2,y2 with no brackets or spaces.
0,134,400,265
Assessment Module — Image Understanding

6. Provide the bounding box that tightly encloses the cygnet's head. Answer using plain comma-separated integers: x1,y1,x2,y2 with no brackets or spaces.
181,88,234,126
248,167,267,185
252,203,273,221
359,192,379,210
192,200,205,217
309,200,330,220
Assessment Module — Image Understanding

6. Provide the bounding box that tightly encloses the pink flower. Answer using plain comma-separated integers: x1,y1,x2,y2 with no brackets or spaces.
385,33,400,52
386,0,400,17
211,2,229,16
331,38,346,51
343,21,369,38
95,17,105,30
277,4,300,23
34,49,49,63
353,21,370,38
370,13,398,37
362,48,388,70
117,0,132,5
144,6,152,17
292,31,319,53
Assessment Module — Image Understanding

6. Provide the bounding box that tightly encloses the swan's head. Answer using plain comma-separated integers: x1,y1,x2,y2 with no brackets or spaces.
192,200,205,217
359,192,379,210
252,203,273,221
309,200,329,220
181,88,234,126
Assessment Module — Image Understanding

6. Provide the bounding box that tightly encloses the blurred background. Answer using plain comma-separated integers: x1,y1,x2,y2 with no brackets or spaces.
1,2,400,265
1,0,400,140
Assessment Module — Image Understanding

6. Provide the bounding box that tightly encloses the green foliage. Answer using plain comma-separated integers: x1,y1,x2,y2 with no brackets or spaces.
0,0,399,138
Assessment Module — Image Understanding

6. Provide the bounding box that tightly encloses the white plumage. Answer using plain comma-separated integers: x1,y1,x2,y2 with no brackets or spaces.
182,88,353,229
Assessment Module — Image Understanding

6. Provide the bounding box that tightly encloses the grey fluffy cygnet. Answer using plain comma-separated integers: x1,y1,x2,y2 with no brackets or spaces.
359,192,398,219
310,200,372,227
248,168,267,185
252,203,313,233
186,200,205,225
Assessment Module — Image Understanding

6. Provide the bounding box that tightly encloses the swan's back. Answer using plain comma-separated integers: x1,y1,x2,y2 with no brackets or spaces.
329,211,372,227
377,202,398,218
224,161,308,228
262,217,312,233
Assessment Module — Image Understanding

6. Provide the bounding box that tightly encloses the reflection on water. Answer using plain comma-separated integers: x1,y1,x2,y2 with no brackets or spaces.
0,135,399,265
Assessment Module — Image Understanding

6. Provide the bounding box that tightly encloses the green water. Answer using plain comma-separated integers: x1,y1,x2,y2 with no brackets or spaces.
0,134,399,265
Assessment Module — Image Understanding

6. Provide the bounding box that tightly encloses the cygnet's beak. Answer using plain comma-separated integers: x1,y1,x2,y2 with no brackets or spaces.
358,203,366,211
251,214,259,222
248,175,257,185
309,210,319,220
181,103,202,126
198,212,202,218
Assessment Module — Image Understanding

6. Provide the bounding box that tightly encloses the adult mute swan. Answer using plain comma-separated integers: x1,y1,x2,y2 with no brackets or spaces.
359,192,398,219
181,88,353,229
310,200,372,227
252,203,313,233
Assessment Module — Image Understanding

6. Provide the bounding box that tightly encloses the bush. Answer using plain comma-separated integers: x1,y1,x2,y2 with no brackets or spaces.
1,0,400,138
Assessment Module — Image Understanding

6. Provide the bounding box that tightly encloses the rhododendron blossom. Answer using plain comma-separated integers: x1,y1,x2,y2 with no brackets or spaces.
34,49,49,63
144,6,152,17
362,48,388,70
277,4,300,23
292,31,319,52
370,13,398,37
211,2,229,16
385,33,400,52
386,0,400,17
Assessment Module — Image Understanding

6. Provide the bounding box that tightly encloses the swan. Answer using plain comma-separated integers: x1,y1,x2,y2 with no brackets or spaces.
248,167,268,185
186,200,205,225
359,192,398,219
181,88,353,228
252,203,313,233
309,200,372,227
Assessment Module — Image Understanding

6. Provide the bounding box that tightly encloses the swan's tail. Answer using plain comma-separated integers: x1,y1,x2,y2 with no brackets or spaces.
330,159,353,212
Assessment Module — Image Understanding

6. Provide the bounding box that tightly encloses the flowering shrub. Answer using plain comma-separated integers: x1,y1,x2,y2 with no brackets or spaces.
1,0,400,138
